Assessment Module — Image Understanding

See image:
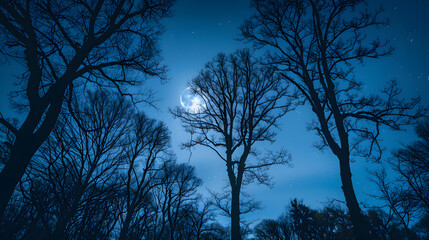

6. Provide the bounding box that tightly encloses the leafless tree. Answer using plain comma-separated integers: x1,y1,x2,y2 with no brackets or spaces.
239,1,425,238
118,114,171,240
208,188,262,231
389,121,429,210
200,222,230,240
0,0,175,216
366,208,410,240
0,193,45,239
253,200,419,240
253,216,292,240
169,199,217,240
171,49,293,240
194,200,218,240
21,90,132,240
370,120,429,239
148,161,202,240
370,169,420,240
163,199,215,240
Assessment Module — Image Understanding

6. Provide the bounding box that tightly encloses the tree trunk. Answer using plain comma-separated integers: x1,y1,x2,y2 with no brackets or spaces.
118,209,134,240
338,153,371,240
231,186,241,240
50,182,86,240
0,89,64,217
0,133,37,217
50,216,68,240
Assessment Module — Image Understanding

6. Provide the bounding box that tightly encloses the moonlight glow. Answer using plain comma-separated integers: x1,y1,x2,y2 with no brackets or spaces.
180,87,206,113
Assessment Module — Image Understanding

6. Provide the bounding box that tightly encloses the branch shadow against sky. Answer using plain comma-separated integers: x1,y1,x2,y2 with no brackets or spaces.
0,0,428,239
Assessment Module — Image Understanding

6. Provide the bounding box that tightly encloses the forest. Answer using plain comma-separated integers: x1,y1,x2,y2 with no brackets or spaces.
0,0,427,239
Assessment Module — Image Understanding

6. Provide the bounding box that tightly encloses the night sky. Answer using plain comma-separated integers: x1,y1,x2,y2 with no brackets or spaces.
1,0,428,225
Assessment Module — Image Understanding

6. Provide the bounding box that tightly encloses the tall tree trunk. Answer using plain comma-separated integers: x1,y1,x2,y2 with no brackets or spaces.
118,207,134,240
231,186,241,240
0,133,37,217
0,89,64,217
338,153,371,240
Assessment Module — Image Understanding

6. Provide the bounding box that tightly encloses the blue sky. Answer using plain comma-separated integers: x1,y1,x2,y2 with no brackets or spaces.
148,0,429,223
1,0,428,224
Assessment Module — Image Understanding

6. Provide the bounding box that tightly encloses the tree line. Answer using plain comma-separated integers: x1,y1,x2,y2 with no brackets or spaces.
254,198,428,240
1,90,218,239
0,0,427,239
1,89,427,239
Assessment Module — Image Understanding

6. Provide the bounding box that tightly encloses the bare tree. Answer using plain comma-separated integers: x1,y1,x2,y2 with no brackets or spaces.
0,0,174,216
253,199,419,240
188,200,216,240
239,0,425,238
253,216,292,240
0,193,46,239
22,90,132,240
200,222,230,240
389,120,429,210
171,49,293,240
150,161,202,240
370,119,429,239
370,169,421,240
209,188,261,220
118,114,171,240
366,208,413,240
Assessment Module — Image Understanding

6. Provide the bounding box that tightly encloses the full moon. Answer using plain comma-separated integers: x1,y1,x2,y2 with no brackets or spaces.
180,87,206,113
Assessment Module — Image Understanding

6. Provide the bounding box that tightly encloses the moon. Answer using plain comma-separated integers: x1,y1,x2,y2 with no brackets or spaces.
180,87,206,113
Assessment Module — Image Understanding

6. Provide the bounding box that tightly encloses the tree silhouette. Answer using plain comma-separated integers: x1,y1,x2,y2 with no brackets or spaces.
370,119,429,239
240,0,425,238
188,200,216,240
118,114,171,240
289,199,340,239
0,89,214,240
172,49,293,240
150,161,202,239
390,120,429,211
253,199,421,240
253,216,292,240
25,90,131,239
0,0,174,216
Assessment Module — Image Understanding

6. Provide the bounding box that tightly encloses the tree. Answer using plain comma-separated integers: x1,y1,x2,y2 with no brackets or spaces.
253,216,292,240
289,199,317,240
240,0,425,238
0,89,212,240
0,0,174,216
118,113,171,240
188,200,216,240
389,120,429,211
200,222,230,240
365,208,415,240
253,199,421,240
254,199,342,240
172,49,293,240
150,161,202,240
289,199,339,240
370,120,429,239
24,90,131,240
370,169,420,240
